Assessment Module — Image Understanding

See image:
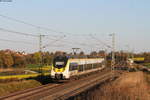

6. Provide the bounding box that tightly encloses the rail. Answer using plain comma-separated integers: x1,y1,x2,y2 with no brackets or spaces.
57,73,118,100
44,72,118,100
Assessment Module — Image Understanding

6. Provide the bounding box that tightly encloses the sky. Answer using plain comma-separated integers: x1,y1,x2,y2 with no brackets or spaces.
0,0,150,53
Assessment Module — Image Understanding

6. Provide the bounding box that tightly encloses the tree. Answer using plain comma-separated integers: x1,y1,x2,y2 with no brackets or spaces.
79,51,84,56
33,52,41,64
25,54,33,64
43,52,52,65
0,53,3,68
2,53,14,68
12,53,27,68
98,50,105,57
90,51,98,57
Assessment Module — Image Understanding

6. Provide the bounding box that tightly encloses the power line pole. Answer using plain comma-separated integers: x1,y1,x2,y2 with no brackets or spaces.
39,34,45,72
104,49,107,68
38,27,45,74
110,33,115,73
72,48,80,58
126,45,130,67
39,34,42,53
72,48,80,55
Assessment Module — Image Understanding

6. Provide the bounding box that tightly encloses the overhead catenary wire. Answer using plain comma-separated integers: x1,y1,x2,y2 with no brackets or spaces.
0,14,72,36
0,38,36,45
44,35,94,48
0,27,105,53
89,34,112,49
0,27,38,37
57,39,102,52
0,27,62,39
0,14,108,53
0,14,93,37
43,35,66,49
0,14,100,38
0,27,72,48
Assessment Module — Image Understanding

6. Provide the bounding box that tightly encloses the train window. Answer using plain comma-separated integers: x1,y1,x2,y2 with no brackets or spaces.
55,62,64,66
55,61,65,68
53,56,68,69
93,63,97,68
69,63,78,71
78,65,84,72
85,64,92,70
93,63,101,68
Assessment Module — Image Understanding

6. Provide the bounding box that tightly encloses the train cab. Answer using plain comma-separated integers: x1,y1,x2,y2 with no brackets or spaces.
51,56,69,80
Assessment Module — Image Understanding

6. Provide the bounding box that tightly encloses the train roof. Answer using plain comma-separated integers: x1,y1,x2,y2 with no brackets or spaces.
68,58,104,64
54,55,104,60
68,58,104,60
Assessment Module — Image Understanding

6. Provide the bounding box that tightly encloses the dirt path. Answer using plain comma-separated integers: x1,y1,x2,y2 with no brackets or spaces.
91,71,150,100
112,71,150,100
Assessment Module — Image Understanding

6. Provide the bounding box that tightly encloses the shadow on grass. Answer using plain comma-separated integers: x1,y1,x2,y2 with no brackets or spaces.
27,75,53,85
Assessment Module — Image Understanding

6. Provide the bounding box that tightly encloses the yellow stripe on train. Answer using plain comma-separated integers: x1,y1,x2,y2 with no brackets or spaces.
53,68,65,72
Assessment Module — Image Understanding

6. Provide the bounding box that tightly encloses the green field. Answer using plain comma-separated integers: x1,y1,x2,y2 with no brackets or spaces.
26,64,51,73
144,63,150,68
0,64,52,80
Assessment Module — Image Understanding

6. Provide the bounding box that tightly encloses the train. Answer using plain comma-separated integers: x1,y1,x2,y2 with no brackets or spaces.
51,56,105,80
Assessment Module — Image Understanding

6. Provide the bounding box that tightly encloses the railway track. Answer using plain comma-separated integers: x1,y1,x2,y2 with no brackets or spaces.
55,72,117,100
0,68,120,100
0,83,60,100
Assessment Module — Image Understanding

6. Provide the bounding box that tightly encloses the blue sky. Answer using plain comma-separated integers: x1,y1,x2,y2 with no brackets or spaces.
0,0,150,53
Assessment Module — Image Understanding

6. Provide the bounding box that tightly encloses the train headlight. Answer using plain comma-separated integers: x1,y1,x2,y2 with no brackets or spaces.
53,68,65,72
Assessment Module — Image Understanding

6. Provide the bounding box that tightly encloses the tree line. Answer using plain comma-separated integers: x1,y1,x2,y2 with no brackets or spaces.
0,49,53,68
0,49,149,68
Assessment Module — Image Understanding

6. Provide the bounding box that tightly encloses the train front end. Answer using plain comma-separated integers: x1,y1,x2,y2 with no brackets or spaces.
51,56,69,80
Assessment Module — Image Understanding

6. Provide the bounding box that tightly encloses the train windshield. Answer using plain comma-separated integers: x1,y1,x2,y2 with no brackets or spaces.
53,56,68,69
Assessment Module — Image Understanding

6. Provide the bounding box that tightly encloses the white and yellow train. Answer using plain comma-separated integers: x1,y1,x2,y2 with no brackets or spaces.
51,56,105,80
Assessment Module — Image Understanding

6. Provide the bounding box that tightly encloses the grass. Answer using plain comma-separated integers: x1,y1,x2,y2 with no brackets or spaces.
143,63,150,68
0,64,51,74
97,84,142,100
0,68,28,78
0,64,51,80
82,72,150,100
0,70,25,76
26,64,51,73
145,73,150,96
0,80,41,96
26,64,41,68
